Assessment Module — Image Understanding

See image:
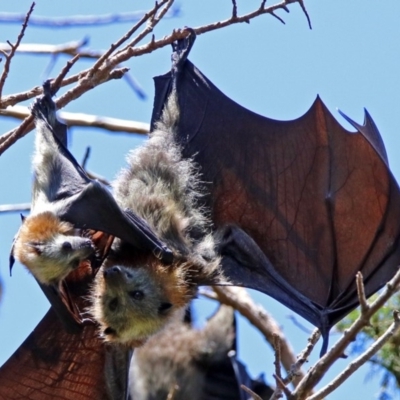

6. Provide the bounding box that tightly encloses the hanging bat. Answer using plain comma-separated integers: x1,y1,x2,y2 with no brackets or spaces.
149,30,400,354
91,30,400,354
129,304,273,400
90,88,222,346
9,81,173,332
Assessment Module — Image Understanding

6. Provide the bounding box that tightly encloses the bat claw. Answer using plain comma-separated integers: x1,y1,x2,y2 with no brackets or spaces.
171,27,196,76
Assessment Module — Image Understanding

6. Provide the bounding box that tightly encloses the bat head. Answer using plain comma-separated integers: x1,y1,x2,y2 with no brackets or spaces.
90,257,194,347
12,211,94,284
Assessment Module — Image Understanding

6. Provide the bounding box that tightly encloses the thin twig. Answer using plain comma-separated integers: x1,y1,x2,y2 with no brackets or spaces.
51,54,80,95
273,374,292,399
271,335,284,399
0,2,35,100
241,384,262,400
274,335,283,380
231,0,238,19
295,0,312,29
119,0,175,51
308,311,400,400
90,0,170,77
356,272,370,315
283,328,320,386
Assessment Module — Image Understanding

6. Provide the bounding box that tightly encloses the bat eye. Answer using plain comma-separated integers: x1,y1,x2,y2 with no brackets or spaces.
128,290,144,301
125,271,133,279
158,302,173,315
28,241,44,254
108,298,119,311
62,241,72,250
104,327,116,336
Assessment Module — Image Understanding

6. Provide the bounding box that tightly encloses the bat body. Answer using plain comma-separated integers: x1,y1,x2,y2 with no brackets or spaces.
9,82,173,332
129,304,273,400
129,305,235,400
13,212,94,284
91,91,221,346
12,93,95,285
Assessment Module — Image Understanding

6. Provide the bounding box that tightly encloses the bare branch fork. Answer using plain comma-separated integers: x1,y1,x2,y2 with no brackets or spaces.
0,0,310,156
291,270,400,399
308,311,400,400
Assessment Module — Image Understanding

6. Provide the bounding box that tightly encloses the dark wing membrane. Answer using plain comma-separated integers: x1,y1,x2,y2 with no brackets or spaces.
58,181,173,263
152,58,400,341
0,309,108,400
0,254,132,400
33,90,173,263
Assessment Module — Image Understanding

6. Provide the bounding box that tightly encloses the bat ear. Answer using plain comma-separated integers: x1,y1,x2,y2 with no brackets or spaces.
9,228,21,276
9,249,15,276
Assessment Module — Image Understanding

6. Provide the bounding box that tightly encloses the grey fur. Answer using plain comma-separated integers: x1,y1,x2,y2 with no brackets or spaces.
12,94,95,285
92,91,222,344
113,91,219,273
129,305,235,400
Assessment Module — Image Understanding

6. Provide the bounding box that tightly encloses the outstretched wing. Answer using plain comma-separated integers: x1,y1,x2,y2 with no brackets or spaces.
152,33,400,351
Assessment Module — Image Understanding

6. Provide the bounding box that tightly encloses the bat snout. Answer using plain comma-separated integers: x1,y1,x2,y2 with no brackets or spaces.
78,238,94,250
103,266,122,279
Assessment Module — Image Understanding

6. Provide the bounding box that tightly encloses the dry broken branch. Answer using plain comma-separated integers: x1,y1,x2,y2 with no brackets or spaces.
241,385,262,400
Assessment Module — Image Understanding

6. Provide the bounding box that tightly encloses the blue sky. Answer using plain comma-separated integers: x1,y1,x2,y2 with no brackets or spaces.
1,1,400,399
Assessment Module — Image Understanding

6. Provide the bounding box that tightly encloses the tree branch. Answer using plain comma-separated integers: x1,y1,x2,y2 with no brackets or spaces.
89,0,172,77
0,65,128,154
0,38,93,57
0,203,30,214
0,7,180,27
308,311,400,400
0,105,149,134
0,0,309,110
292,269,400,398
0,0,310,155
